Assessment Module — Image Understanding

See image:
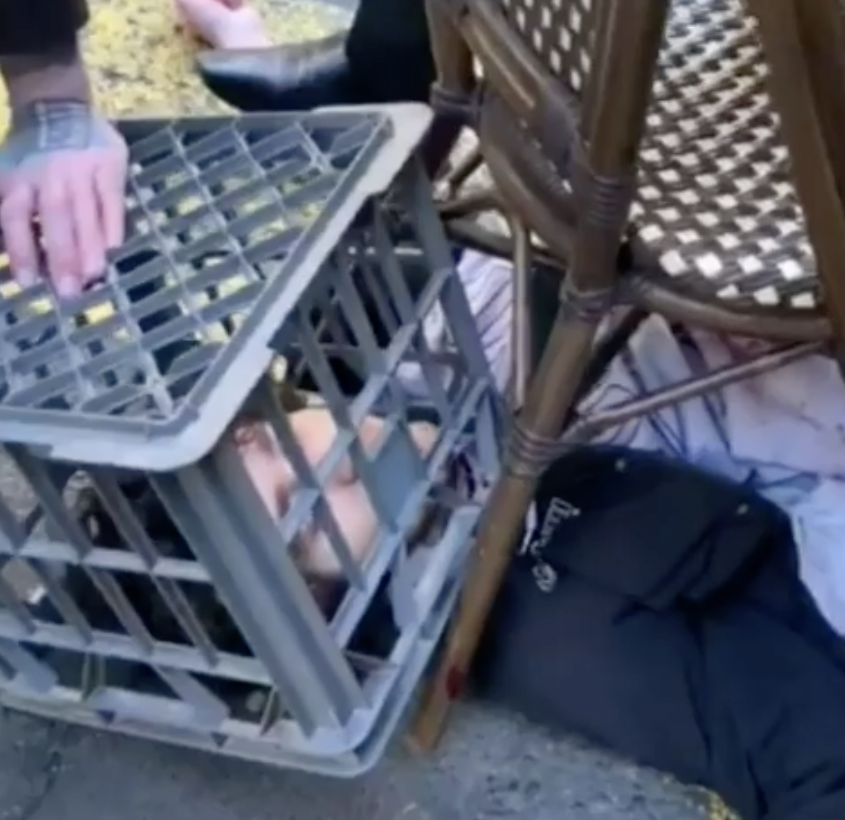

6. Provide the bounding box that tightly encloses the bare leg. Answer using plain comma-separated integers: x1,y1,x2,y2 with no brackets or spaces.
174,0,272,49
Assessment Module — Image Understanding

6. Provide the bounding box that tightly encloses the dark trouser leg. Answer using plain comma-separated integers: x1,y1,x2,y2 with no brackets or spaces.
346,0,458,174
345,0,435,104
197,0,456,172
198,0,437,114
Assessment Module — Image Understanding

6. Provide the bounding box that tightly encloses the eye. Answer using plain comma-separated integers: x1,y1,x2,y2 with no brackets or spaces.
231,423,259,447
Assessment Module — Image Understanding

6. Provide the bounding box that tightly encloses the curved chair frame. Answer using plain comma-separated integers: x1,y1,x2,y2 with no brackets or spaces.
410,0,845,749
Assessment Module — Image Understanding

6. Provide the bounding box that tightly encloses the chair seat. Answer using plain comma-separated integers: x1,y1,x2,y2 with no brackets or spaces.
633,0,817,309
503,0,819,310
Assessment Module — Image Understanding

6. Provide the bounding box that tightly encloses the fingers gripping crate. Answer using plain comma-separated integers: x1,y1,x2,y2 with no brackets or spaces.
0,105,502,774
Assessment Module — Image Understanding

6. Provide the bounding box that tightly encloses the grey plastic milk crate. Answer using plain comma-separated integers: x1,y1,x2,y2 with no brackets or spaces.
0,104,501,775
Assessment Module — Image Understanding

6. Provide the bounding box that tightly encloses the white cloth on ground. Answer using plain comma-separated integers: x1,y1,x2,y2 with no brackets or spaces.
581,315,845,635
397,249,513,397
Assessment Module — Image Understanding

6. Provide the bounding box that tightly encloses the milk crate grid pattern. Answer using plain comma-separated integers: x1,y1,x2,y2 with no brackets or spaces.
0,108,501,774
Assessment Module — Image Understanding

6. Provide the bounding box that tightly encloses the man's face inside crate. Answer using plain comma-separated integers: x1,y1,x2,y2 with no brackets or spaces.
231,407,440,580
51,400,448,708
67,243,507,633
75,398,445,621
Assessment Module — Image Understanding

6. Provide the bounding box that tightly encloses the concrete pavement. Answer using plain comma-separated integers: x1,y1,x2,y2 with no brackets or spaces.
0,705,709,820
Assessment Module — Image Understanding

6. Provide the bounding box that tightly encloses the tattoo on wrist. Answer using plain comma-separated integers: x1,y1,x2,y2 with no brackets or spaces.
13,100,95,153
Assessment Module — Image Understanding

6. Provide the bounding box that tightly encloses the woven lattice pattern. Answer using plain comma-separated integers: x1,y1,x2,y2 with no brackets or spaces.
635,0,816,309
500,0,598,94
498,0,819,309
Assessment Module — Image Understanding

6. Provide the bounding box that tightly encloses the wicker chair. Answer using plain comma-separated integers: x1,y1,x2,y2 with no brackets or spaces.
408,0,845,749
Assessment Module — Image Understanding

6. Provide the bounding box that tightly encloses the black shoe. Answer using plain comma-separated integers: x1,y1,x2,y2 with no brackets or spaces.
196,32,360,112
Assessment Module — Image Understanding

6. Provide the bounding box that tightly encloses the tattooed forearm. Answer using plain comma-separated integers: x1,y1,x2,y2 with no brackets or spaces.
11,100,99,155
0,40,90,109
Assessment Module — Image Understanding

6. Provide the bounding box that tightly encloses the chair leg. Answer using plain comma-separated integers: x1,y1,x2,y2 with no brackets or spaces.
407,286,604,752
441,144,484,196
750,0,845,361
508,218,533,410
437,186,500,220
407,0,672,751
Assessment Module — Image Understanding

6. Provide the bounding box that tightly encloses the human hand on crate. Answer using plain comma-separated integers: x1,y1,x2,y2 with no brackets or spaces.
174,0,271,50
0,51,128,299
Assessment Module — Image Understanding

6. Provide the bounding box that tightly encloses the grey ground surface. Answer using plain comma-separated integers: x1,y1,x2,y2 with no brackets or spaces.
0,1,710,817
0,706,708,820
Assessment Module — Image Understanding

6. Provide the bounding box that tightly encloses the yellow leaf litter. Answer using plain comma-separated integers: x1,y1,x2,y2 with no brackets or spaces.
0,0,345,323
